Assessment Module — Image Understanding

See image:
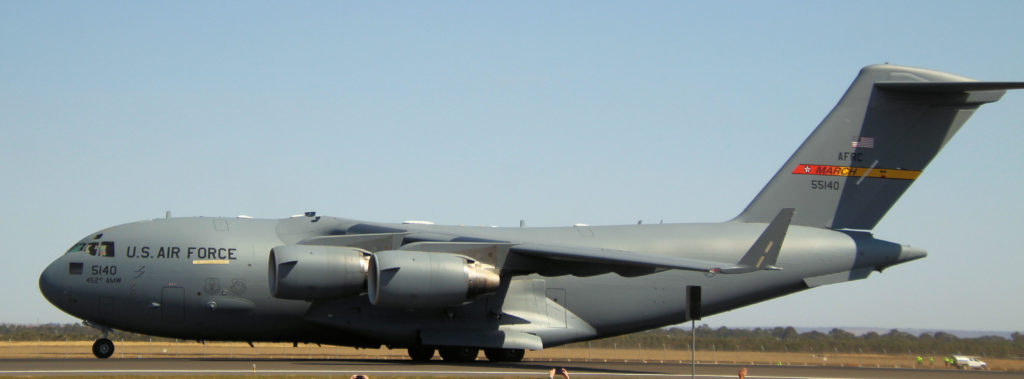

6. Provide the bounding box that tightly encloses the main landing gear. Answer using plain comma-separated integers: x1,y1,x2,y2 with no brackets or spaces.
438,346,479,362
407,346,435,361
406,346,525,362
483,348,525,362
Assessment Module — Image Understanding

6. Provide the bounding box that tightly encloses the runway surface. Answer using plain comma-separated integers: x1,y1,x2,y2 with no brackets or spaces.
0,358,1017,378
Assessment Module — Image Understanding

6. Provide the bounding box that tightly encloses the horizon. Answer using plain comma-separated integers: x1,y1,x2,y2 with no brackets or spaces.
4,320,1018,340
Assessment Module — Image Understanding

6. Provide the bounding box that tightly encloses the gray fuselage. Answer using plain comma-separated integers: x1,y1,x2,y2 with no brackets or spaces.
39,215,921,348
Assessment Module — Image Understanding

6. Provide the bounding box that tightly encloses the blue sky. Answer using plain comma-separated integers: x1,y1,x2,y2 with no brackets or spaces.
2,2,1022,332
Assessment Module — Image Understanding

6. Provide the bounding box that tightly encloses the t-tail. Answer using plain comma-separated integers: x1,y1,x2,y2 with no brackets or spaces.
735,64,1024,230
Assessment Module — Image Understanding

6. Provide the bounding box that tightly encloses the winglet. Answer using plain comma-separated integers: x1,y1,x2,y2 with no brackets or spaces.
717,208,794,274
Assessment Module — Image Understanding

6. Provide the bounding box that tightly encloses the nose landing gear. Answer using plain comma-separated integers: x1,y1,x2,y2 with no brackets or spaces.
92,338,114,359
84,320,115,359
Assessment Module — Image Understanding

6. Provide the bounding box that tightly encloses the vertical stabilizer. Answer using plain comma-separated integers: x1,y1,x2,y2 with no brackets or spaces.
734,65,1024,229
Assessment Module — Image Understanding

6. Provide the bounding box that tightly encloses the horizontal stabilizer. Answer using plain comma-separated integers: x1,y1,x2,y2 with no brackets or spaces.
876,81,1024,93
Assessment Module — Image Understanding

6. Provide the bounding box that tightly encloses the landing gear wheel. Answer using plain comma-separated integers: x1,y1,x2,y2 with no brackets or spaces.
484,348,525,362
92,338,114,359
408,346,435,362
438,346,479,362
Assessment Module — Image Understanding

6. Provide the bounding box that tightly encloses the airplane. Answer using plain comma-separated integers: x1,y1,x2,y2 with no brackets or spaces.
39,64,1024,361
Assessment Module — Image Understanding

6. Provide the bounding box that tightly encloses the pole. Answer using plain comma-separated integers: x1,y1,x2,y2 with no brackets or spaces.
691,319,696,379
686,285,701,379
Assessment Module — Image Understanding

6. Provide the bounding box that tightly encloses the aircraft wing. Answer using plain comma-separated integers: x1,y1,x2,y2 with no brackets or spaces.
295,209,794,277
508,208,795,277
509,243,725,275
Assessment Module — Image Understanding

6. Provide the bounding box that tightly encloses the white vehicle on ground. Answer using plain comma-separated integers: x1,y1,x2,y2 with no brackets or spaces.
952,355,987,370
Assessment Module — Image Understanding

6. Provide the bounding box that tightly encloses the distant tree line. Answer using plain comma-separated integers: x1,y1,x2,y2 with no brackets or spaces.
566,326,1024,359
3,323,1022,358
0,324,173,342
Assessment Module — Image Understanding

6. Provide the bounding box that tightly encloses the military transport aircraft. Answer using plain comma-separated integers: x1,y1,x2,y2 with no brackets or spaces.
40,65,1024,361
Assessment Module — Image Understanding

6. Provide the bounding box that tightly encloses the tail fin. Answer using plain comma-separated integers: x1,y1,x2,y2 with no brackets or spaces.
734,65,1024,229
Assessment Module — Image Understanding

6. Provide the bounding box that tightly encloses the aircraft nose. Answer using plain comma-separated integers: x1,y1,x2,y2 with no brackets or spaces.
39,260,66,306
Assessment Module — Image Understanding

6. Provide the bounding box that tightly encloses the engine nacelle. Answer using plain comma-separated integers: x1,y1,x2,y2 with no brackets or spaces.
268,245,369,300
367,250,500,308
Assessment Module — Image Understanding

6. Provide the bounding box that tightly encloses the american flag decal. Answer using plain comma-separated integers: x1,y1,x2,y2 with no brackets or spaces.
851,137,874,148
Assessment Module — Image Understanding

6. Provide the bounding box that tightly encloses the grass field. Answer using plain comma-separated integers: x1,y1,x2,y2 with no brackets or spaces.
2,341,1020,372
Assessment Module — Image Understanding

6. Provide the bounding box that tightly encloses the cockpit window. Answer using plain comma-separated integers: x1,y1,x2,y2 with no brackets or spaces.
68,241,115,257
99,242,115,257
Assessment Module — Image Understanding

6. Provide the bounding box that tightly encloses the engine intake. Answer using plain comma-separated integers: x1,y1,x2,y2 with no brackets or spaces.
368,250,500,308
268,245,369,300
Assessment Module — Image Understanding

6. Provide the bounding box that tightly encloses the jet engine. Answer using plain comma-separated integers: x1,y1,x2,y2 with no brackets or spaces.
367,250,500,308
268,245,369,300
